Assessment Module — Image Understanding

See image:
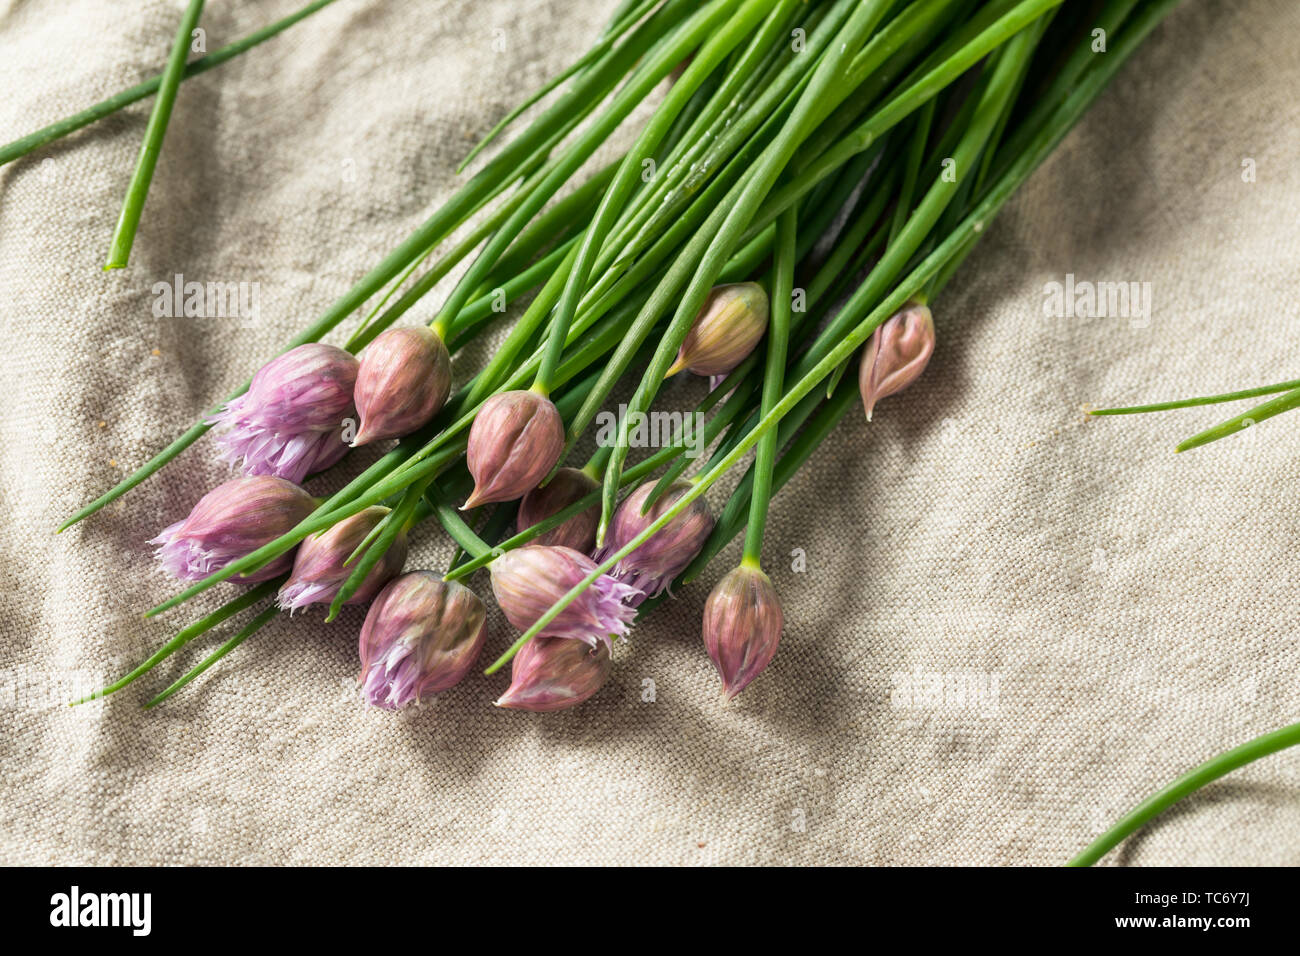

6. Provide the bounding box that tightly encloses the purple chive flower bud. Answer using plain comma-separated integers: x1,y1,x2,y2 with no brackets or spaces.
495,636,612,712
352,326,452,446
702,564,783,701
210,343,359,483
858,301,935,421
488,545,638,650
358,572,487,710
151,475,317,583
464,390,565,509
666,282,769,378
277,506,408,612
516,467,600,552
599,480,714,604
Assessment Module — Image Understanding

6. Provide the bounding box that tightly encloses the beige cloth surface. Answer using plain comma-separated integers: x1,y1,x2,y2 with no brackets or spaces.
1,0,1298,866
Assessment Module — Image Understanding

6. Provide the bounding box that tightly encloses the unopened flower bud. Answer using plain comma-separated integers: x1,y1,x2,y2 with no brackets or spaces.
598,480,714,603
858,301,934,421
517,467,600,552
358,572,487,710
495,637,612,712
352,326,452,446
151,475,317,583
464,390,565,508
488,545,638,650
667,282,769,378
277,506,408,612
702,564,783,700
210,343,359,483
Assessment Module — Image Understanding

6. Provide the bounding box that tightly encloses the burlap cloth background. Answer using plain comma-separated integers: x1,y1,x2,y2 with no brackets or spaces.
1,0,1297,866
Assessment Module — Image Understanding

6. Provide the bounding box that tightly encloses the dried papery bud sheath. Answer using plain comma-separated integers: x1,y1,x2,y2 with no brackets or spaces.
495,637,612,712
352,326,452,446
666,282,769,378
210,343,359,483
151,475,317,583
358,572,487,710
464,390,565,509
517,467,600,552
277,506,408,612
488,545,638,650
858,301,935,421
702,564,783,701
598,480,714,604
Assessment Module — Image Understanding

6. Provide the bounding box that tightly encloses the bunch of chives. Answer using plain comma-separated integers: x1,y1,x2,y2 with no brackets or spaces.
43,0,1185,696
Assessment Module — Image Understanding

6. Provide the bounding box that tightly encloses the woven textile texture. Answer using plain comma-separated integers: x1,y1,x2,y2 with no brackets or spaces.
1,0,1298,865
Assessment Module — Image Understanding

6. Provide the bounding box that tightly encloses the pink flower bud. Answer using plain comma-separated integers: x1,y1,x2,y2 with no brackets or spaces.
666,282,769,378
495,637,612,712
598,480,714,603
517,467,600,552
464,390,565,508
277,506,408,612
358,572,487,710
488,545,638,650
352,326,452,446
210,343,359,483
858,301,934,421
702,564,783,700
150,475,317,583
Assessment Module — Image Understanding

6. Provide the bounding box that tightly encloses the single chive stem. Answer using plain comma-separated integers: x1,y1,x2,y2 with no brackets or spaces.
104,0,206,271
1067,721,1300,866
741,207,795,566
1090,378,1300,416
889,98,936,245
428,484,494,560
144,606,280,708
0,0,338,168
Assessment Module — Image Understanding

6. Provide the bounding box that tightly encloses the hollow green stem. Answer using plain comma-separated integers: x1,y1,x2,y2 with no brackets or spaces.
104,0,206,270
427,484,494,560
1090,379,1300,416
1067,721,1300,866
742,207,795,567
